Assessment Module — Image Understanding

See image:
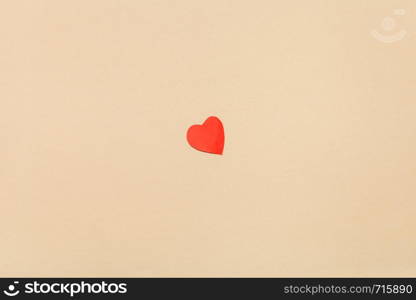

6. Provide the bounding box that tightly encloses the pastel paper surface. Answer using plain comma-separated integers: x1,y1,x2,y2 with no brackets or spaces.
186,116,224,155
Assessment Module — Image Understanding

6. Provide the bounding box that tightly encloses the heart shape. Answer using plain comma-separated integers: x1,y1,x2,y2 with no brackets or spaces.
186,116,224,155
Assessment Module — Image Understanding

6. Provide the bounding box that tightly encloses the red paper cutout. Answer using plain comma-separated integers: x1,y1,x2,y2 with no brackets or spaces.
186,116,225,155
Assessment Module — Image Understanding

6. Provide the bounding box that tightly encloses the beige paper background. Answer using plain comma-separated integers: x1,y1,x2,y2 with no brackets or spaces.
1,0,415,277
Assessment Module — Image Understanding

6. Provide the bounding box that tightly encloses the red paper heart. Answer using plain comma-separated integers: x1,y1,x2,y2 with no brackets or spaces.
187,116,224,155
